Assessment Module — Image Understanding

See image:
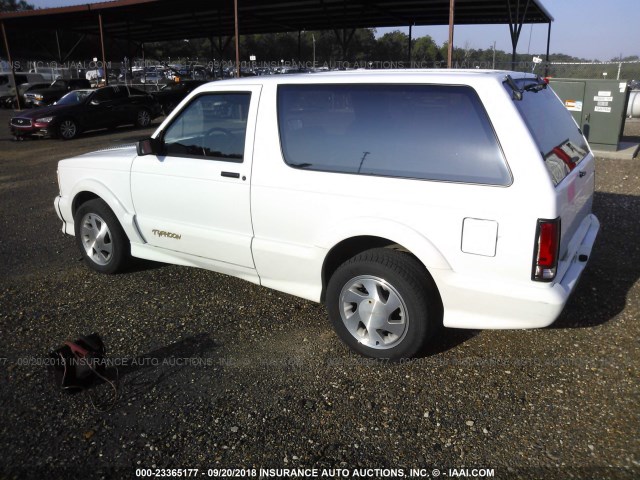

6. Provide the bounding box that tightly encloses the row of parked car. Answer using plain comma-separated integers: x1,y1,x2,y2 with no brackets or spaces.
6,77,209,140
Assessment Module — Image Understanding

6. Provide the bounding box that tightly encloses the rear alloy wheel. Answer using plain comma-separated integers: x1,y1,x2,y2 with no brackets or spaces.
58,119,78,140
74,199,130,274
136,109,151,128
326,248,440,360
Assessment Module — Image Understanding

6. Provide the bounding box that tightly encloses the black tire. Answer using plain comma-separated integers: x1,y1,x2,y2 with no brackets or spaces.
74,198,131,274
135,108,151,128
58,118,78,140
326,248,440,360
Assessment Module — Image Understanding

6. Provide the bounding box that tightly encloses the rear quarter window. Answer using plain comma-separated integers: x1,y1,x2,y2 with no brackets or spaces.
277,84,511,186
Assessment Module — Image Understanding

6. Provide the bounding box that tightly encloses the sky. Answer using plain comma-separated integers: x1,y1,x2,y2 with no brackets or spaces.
27,0,640,62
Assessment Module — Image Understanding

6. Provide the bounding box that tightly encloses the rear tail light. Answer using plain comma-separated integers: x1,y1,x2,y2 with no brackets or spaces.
532,218,560,282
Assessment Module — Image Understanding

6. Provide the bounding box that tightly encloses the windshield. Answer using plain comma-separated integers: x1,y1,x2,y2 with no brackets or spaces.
51,79,66,88
56,89,93,106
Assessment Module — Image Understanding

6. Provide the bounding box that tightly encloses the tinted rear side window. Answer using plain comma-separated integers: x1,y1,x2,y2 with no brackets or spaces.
508,79,589,186
277,84,510,185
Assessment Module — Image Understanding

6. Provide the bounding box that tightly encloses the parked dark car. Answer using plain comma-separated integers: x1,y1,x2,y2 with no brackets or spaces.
152,80,208,114
1,82,49,109
10,85,162,140
23,78,92,107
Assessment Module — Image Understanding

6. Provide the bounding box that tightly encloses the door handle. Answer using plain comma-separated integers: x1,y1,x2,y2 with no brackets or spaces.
221,171,240,179
579,170,586,178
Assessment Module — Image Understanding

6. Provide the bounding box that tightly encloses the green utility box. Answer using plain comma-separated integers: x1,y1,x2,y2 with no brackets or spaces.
549,79,630,151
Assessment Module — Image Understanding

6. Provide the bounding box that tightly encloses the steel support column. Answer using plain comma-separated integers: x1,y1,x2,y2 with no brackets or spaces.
447,0,455,68
55,30,62,63
98,13,108,85
544,21,551,77
507,0,531,70
408,24,412,66
234,0,240,77
1,21,22,110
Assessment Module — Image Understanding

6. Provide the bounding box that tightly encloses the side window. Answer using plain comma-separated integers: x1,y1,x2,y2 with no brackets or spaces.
128,87,147,96
111,86,128,99
92,88,115,103
277,84,511,186
162,93,250,162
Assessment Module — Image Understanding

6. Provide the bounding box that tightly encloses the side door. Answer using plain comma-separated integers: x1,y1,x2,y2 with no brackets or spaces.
108,85,132,125
130,85,261,269
86,87,119,129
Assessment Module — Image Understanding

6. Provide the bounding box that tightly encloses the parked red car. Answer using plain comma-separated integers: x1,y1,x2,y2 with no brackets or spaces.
10,85,162,140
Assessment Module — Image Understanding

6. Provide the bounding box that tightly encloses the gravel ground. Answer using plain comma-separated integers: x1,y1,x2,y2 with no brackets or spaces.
0,109,638,480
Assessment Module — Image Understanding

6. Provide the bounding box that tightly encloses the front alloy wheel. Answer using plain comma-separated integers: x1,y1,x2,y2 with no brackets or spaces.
74,198,130,274
58,119,78,140
79,213,113,266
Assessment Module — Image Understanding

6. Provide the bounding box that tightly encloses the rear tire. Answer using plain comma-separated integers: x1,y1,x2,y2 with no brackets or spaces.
136,108,151,128
74,199,130,274
326,248,439,360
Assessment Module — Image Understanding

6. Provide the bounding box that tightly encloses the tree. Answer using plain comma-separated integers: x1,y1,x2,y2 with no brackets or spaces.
0,0,34,11
375,30,409,62
412,35,439,65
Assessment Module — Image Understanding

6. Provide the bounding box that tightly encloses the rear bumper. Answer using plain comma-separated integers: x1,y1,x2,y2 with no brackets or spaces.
439,214,600,329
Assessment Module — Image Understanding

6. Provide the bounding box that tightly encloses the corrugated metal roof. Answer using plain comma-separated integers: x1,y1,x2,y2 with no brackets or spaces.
0,0,552,43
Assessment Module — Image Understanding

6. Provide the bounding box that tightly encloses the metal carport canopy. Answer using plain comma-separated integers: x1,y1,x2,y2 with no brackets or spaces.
1,0,552,43
1,0,553,107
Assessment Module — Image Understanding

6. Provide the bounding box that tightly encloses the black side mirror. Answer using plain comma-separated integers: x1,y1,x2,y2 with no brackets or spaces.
137,137,162,156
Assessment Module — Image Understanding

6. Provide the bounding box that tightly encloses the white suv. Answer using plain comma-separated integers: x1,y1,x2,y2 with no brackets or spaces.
54,70,599,359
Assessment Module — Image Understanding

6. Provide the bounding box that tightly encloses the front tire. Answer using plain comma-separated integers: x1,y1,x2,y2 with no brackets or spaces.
74,199,130,274
326,248,439,360
58,118,78,140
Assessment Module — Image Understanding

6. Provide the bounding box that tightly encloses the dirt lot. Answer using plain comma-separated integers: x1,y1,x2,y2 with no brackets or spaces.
0,108,638,480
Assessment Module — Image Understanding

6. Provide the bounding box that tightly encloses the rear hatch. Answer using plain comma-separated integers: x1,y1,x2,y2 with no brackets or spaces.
507,75,595,269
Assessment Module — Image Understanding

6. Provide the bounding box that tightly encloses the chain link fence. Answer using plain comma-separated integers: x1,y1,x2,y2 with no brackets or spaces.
544,61,640,81
6,58,640,86
481,60,640,81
